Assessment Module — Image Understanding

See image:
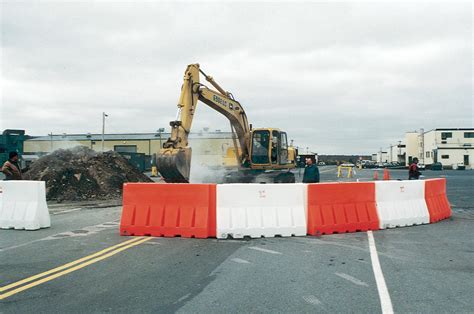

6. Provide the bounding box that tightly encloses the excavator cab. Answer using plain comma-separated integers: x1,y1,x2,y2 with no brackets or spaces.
250,129,291,168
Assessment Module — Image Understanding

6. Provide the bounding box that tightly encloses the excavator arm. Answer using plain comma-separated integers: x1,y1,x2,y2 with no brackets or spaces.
157,64,250,183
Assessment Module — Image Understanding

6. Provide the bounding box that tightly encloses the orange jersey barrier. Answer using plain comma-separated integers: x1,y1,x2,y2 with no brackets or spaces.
307,182,379,235
120,183,216,238
425,178,452,223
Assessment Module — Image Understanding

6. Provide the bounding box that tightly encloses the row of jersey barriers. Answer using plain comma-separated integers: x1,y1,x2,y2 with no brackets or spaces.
120,178,451,239
0,181,51,230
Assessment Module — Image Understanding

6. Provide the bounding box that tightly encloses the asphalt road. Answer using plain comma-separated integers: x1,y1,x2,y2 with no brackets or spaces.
1,169,473,313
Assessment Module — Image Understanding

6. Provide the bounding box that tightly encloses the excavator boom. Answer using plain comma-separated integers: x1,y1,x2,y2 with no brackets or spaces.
157,64,250,183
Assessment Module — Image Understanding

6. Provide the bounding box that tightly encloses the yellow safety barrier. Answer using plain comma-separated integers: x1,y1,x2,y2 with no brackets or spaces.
151,166,158,177
337,166,354,178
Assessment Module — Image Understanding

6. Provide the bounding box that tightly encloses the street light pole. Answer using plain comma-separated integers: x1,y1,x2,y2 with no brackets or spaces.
158,128,165,149
420,128,424,164
49,132,53,152
102,112,108,152
398,140,402,163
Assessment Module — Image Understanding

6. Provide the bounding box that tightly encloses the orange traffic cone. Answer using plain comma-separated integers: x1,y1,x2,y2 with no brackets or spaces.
373,171,379,180
383,168,391,180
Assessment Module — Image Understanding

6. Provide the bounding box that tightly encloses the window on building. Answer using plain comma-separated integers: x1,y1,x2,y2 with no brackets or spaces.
114,145,137,153
464,132,474,138
426,152,430,158
441,132,452,140
441,155,449,159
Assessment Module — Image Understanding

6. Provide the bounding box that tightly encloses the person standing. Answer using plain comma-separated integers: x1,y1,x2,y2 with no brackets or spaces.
1,151,23,180
303,157,320,183
408,157,422,180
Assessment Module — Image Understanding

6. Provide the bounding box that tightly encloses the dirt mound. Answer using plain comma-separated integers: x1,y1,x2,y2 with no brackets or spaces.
23,146,152,202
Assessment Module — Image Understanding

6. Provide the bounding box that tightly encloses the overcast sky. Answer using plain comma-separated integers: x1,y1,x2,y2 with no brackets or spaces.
1,1,472,154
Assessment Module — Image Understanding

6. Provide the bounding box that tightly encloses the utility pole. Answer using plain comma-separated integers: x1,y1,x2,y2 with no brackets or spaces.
49,132,53,152
102,112,108,152
158,128,165,149
389,144,393,163
398,140,402,163
420,128,424,164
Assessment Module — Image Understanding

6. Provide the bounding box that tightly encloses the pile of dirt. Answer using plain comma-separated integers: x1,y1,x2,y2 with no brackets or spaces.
23,146,152,202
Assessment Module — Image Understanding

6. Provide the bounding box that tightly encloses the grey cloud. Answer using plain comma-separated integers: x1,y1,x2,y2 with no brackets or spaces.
1,1,472,154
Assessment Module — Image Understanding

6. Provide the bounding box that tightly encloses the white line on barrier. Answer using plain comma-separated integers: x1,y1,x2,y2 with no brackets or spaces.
367,231,394,314
248,246,282,255
334,272,369,287
231,258,251,264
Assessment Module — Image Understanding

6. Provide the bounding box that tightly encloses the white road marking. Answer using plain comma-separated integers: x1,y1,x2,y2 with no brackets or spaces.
51,207,83,215
0,220,120,252
248,246,282,255
367,231,394,314
231,258,251,264
302,295,322,306
297,238,406,261
144,241,161,245
40,221,119,240
334,272,369,287
319,168,337,174
173,293,191,304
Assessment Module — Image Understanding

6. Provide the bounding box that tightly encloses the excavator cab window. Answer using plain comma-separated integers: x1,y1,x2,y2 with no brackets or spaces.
251,130,270,164
279,132,289,164
271,131,279,164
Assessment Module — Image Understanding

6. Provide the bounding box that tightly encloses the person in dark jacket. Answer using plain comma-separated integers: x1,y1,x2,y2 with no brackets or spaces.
303,157,320,183
408,157,422,180
1,151,23,180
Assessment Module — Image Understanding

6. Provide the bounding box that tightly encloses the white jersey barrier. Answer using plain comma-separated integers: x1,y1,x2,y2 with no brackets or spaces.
375,180,430,229
0,181,51,230
217,183,307,239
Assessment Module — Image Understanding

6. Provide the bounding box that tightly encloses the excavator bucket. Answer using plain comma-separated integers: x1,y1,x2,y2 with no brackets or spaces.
156,147,192,183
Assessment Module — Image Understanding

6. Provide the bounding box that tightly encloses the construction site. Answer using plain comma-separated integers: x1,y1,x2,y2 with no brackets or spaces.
1,63,472,313
1,2,473,313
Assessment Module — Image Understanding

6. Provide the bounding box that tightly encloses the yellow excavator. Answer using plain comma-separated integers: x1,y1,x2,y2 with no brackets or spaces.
157,64,296,183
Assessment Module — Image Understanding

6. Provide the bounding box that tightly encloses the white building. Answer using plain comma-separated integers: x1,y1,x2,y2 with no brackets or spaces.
405,131,419,165
388,143,406,164
375,151,388,163
405,128,474,169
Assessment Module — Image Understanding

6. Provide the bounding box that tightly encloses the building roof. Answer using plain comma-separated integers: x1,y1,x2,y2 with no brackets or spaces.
433,128,474,131
406,128,474,134
27,132,235,141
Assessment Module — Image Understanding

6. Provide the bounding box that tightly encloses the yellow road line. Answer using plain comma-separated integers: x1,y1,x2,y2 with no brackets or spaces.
0,237,151,300
0,237,145,293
